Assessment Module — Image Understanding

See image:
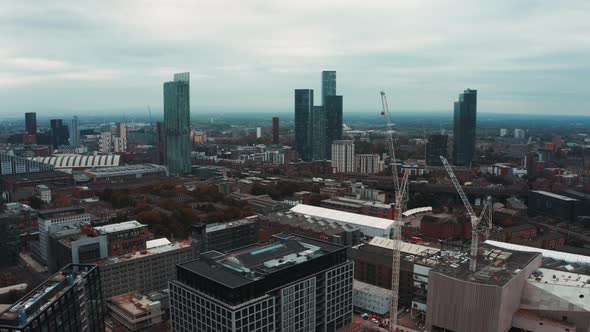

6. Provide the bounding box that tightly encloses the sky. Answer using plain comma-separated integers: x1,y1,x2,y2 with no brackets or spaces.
1,0,589,116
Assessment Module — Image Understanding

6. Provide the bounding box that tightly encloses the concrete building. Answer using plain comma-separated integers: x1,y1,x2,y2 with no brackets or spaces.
98,239,193,299
164,72,191,174
34,184,51,203
320,196,394,219
529,190,581,222
99,131,113,153
49,226,108,272
191,218,258,255
108,291,168,331
453,89,477,166
355,154,382,174
290,204,394,238
353,280,391,315
69,115,80,147
91,220,151,256
83,163,167,183
115,122,127,152
514,128,526,139
272,117,279,144
170,233,354,332
331,140,355,173
500,128,508,137
0,264,104,331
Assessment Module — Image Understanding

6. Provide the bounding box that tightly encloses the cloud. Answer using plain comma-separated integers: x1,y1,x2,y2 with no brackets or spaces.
0,0,589,114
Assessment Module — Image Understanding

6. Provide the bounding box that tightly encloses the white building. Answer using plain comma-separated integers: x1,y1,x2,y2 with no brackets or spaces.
514,129,526,139
256,127,262,138
353,280,391,315
331,140,355,173
500,128,508,137
99,131,113,153
36,210,92,264
355,154,383,174
290,204,395,238
35,184,51,203
115,123,127,152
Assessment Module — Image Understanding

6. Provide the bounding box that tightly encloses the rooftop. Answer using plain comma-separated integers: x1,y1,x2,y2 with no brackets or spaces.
257,212,360,236
99,240,190,266
31,154,120,169
290,204,395,231
369,237,440,256
206,218,256,233
353,280,392,298
85,163,166,177
94,220,146,234
531,190,579,202
179,234,343,289
108,291,164,316
485,240,590,266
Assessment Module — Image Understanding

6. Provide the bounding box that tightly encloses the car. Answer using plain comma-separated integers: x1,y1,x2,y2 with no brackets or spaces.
371,319,379,324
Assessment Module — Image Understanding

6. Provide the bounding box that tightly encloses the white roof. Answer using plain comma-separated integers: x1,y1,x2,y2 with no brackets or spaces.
530,190,578,201
353,280,392,298
146,238,172,249
94,220,145,234
402,206,432,217
290,204,395,231
31,154,120,168
369,236,440,255
485,240,590,265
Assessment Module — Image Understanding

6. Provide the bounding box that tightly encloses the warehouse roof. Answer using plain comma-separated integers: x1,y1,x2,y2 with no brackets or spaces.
32,154,120,169
290,204,396,231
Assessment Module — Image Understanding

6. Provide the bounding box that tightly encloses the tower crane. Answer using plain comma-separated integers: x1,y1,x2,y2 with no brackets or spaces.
440,156,493,272
380,91,409,331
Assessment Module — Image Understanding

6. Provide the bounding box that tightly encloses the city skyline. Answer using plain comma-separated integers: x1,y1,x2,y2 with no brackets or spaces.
0,1,589,115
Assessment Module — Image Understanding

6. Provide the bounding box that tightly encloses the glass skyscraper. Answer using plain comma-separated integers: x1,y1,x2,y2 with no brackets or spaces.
294,89,314,161
322,70,336,105
25,112,36,135
453,89,477,166
69,116,80,147
164,72,191,174
325,95,343,159
311,105,326,160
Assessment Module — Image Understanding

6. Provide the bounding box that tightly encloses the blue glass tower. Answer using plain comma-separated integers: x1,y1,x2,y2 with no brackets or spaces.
164,72,191,174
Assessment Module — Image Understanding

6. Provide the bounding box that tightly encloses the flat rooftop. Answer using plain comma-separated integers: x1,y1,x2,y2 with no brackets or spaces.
99,240,190,266
179,234,343,289
94,220,145,234
108,291,162,316
531,190,579,202
206,218,256,233
431,243,540,286
290,204,395,231
353,280,391,298
258,212,360,236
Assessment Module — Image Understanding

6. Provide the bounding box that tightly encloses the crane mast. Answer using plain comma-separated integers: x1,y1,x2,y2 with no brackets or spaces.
440,156,493,272
380,91,408,331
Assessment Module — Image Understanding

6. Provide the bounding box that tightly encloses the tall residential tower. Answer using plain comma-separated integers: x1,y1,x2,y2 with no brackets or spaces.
164,72,191,174
25,112,36,135
294,89,314,161
453,89,477,166
69,116,80,147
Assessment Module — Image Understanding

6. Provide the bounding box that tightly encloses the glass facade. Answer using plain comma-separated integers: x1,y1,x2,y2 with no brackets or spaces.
321,71,336,105
453,89,477,166
294,89,314,161
164,72,191,174
426,134,448,166
324,95,343,159
25,112,36,135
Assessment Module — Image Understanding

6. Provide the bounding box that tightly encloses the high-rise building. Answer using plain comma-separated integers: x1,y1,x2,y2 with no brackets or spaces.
294,89,314,161
324,95,343,158
99,131,112,153
164,72,191,174
69,116,80,147
170,233,354,332
156,122,166,165
322,70,336,105
514,128,526,139
50,119,69,148
272,117,279,144
453,89,477,166
355,154,383,174
426,134,449,166
25,112,37,135
499,128,508,137
256,127,262,139
0,264,104,332
114,122,127,152
312,105,327,160
331,140,355,173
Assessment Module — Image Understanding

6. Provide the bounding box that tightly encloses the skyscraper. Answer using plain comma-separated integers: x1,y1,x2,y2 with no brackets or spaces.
164,72,191,174
69,116,80,147
156,122,166,165
322,70,336,105
50,119,69,148
426,134,448,166
453,89,477,166
25,112,36,135
294,89,314,161
114,122,127,152
324,95,343,158
272,117,279,144
311,105,326,160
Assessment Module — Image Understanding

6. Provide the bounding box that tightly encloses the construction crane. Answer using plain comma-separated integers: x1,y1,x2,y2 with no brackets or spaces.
440,156,493,272
380,91,409,331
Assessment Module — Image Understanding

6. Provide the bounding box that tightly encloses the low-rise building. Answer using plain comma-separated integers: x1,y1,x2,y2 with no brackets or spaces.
191,218,258,255
34,184,51,203
90,220,151,256
108,291,169,331
84,163,167,183
321,196,394,219
353,280,391,315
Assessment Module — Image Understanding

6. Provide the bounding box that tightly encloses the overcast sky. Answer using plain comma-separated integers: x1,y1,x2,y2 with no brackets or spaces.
1,0,589,116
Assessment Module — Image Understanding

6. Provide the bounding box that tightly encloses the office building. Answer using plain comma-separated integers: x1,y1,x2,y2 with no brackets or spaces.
312,105,327,160
99,131,112,153
353,280,392,315
331,140,355,173
164,72,191,174
48,225,108,273
0,264,104,332
91,220,151,256
107,291,168,331
69,116,80,147
355,154,382,174
528,190,581,222
453,89,477,166
426,134,449,166
191,219,258,255
25,112,36,135
272,117,279,144
170,233,354,332
321,70,336,105
324,95,343,159
0,153,54,176
50,119,69,148
99,239,193,299
294,89,314,161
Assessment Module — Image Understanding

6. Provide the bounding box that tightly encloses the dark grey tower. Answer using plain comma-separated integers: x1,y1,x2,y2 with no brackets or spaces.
426,134,448,166
311,106,326,160
294,89,313,161
322,71,336,105
25,112,37,135
453,89,477,166
325,95,343,159
164,72,191,174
